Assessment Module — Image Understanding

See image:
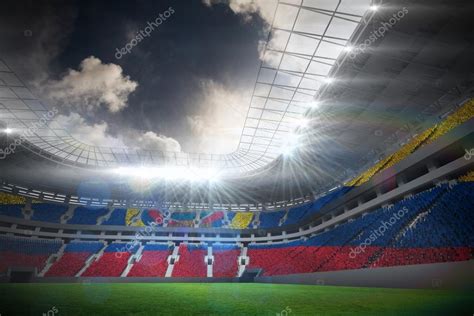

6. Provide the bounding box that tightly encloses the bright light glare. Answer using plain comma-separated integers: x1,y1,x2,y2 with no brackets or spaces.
281,132,300,157
370,5,379,11
3,128,12,134
310,101,319,108
298,118,310,129
112,166,220,182
343,46,353,52
324,77,333,84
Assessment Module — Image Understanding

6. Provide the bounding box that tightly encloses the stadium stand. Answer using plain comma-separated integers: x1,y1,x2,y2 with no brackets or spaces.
31,203,68,223
0,236,62,274
128,244,171,277
102,208,127,225
258,210,285,228
67,206,109,225
285,187,352,226
459,170,474,182
168,211,196,227
126,208,145,227
200,211,225,227
347,99,474,186
45,242,104,277
172,243,207,277
82,243,138,277
141,209,164,226
0,192,25,218
212,244,240,277
228,212,253,229
247,182,473,276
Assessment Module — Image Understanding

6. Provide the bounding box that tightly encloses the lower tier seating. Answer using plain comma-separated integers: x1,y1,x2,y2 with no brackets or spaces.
45,241,104,277
212,245,240,277
172,244,207,277
45,253,91,277
82,243,137,277
0,236,61,274
128,244,171,277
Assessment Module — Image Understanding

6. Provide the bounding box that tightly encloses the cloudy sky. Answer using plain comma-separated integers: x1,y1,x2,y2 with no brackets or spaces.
0,0,279,154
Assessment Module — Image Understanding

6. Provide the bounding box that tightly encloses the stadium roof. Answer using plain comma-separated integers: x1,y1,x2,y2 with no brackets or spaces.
0,0,375,176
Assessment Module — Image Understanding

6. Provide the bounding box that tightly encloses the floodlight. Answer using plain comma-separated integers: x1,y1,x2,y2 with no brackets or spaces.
370,5,379,11
3,128,13,134
324,77,333,84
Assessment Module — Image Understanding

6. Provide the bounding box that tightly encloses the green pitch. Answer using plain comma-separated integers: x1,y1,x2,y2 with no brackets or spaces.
0,283,472,315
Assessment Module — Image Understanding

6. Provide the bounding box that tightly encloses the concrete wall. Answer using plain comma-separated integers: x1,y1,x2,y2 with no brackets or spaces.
256,260,474,289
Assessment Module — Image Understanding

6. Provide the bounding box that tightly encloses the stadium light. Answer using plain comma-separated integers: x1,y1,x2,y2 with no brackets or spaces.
3,128,13,134
112,166,220,182
324,77,333,84
343,45,353,52
370,5,379,11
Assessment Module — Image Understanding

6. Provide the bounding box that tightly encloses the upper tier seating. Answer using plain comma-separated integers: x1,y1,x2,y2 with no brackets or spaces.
102,208,127,225
346,99,474,186
141,209,164,226
0,236,62,274
125,208,145,227
228,212,253,229
200,211,225,227
212,244,240,277
31,203,68,223
167,211,196,227
0,192,25,218
459,170,474,182
172,243,207,277
45,241,104,277
128,244,171,277
285,187,352,226
259,210,285,228
67,206,109,225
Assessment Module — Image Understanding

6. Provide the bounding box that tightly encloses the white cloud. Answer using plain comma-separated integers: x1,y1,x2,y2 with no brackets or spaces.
53,112,181,152
54,112,124,147
185,79,250,154
43,56,138,113
203,0,277,26
124,131,182,153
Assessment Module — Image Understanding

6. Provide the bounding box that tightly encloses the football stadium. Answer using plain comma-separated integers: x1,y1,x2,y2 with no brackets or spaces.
0,0,473,315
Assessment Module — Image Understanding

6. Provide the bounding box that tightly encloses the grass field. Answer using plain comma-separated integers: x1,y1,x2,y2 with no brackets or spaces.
0,283,472,315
